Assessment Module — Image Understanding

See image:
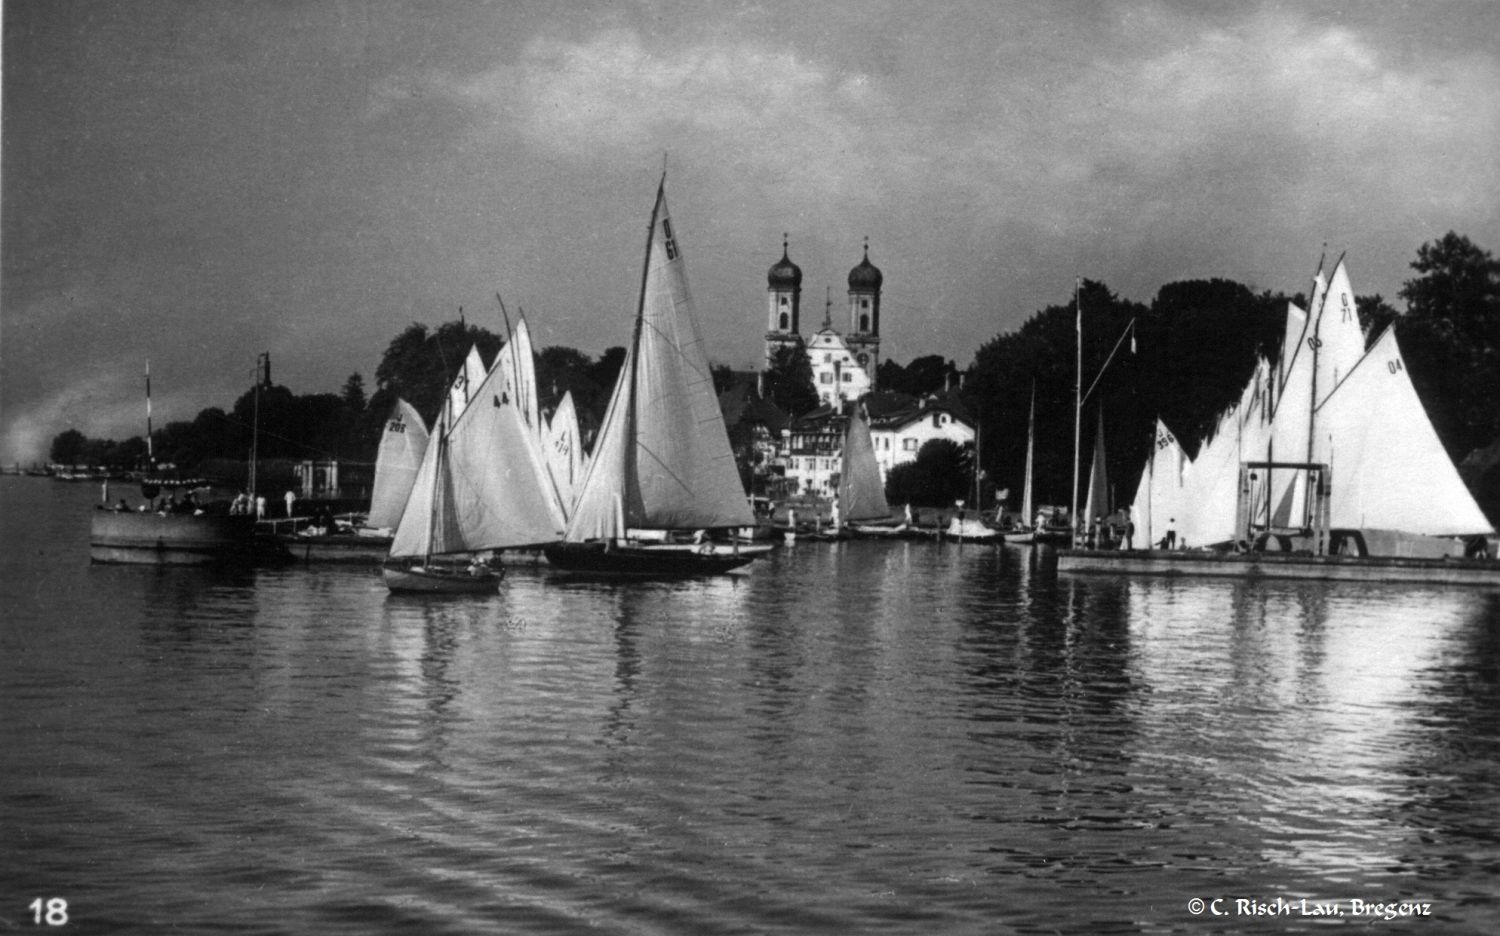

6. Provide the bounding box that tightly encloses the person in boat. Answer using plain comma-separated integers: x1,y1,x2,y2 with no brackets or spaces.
113,498,130,512
284,489,296,518
1123,514,1135,550
1162,518,1177,550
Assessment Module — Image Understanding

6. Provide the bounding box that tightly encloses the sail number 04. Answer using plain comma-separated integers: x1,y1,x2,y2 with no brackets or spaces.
29,898,68,925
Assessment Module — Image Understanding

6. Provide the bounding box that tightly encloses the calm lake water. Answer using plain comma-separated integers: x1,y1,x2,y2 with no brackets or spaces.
3,476,1499,934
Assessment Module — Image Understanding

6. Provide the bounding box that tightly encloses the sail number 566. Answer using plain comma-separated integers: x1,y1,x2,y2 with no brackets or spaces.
29,898,68,926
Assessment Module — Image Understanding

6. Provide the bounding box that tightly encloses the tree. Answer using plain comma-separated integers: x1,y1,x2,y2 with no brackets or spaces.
763,337,819,417
1356,294,1399,346
373,320,504,426
1397,232,1500,461
341,373,367,413
49,429,87,465
884,438,972,508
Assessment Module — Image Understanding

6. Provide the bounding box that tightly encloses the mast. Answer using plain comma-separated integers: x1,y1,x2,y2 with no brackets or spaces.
1071,277,1082,544
145,361,155,468
618,173,667,537
250,352,268,501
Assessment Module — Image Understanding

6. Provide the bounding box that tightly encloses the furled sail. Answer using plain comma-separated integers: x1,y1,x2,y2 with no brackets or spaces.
838,404,890,522
367,398,429,530
565,179,755,539
1083,407,1110,529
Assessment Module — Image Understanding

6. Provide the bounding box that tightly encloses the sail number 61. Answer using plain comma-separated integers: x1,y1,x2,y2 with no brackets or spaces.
28,898,68,926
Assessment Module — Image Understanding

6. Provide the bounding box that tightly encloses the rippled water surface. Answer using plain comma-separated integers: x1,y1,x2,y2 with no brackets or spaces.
4,477,1499,934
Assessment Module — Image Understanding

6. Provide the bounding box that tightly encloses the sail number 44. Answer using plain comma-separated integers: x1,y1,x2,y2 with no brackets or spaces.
28,898,68,926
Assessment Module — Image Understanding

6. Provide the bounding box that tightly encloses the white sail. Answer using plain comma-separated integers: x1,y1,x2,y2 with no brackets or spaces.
545,391,585,517
1128,418,1186,550
513,316,541,440
389,355,565,560
565,180,755,539
389,398,459,559
1266,301,1312,527
838,404,890,523
1178,357,1273,548
1314,327,1491,535
447,345,487,419
367,399,429,530
443,357,567,549
1312,259,1367,409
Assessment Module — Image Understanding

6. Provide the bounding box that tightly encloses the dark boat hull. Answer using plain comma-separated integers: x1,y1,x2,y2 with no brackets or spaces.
1057,548,1500,586
543,540,765,577
382,562,500,594
90,510,287,565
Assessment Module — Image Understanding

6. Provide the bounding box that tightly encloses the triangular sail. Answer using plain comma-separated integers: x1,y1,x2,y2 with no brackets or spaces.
1128,418,1186,550
389,398,459,559
838,405,890,522
443,358,567,549
1313,259,1367,410
545,391,585,518
367,399,429,530
1314,327,1491,535
449,346,486,419
564,179,755,539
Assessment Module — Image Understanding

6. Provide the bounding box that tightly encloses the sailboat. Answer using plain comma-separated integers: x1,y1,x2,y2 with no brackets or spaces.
946,424,1002,542
1079,254,1495,581
542,176,771,576
840,403,907,538
383,345,565,592
1002,385,1040,543
365,399,429,532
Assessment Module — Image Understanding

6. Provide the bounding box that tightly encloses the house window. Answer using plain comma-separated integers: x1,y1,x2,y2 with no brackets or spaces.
904,438,917,452
779,312,788,330
860,314,870,332
841,371,852,382
932,414,941,428
861,298,869,309
824,353,832,363
820,373,833,384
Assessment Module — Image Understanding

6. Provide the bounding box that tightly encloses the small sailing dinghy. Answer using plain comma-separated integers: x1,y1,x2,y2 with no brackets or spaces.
841,404,907,538
543,177,768,576
945,425,1002,542
384,346,566,593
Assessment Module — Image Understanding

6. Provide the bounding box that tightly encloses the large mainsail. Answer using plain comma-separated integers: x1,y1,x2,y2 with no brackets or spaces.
564,179,755,539
838,404,890,522
1314,327,1491,535
367,399,429,530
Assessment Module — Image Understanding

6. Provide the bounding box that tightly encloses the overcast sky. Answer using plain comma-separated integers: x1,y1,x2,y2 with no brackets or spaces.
4,1,1498,463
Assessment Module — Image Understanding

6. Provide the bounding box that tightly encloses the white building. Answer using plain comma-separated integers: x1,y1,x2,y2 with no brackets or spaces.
869,395,976,481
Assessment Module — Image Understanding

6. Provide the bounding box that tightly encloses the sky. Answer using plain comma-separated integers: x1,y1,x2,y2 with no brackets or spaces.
3,0,1498,464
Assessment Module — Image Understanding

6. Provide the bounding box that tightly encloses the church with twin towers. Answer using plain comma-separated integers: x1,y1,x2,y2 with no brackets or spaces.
763,236,883,409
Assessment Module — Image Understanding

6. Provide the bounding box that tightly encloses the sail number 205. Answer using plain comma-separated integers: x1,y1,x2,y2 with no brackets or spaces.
28,898,68,926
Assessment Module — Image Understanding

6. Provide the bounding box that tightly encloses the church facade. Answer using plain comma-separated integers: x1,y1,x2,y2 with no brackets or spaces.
765,239,882,407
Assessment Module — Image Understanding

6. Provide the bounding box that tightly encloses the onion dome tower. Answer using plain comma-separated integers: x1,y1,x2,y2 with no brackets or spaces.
765,234,803,368
845,238,882,386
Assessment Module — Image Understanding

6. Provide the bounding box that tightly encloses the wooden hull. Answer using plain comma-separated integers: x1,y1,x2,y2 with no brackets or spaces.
90,510,287,566
278,533,392,564
382,562,500,594
1057,548,1500,586
543,540,768,577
